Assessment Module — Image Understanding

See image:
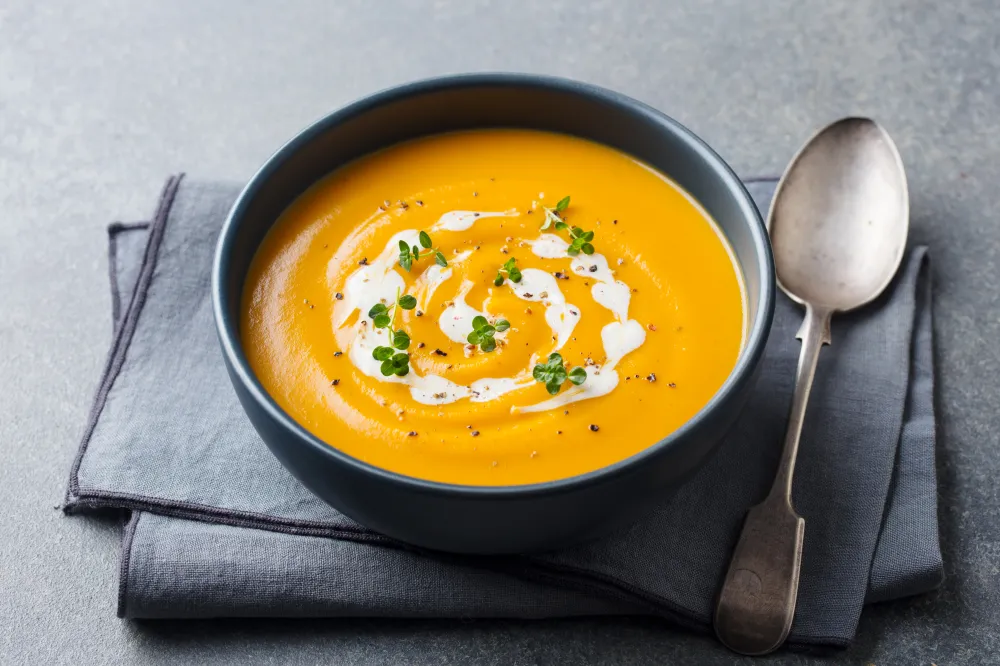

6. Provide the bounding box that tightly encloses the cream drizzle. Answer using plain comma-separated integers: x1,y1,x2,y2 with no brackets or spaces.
514,235,647,411
505,268,580,349
410,249,470,311
334,212,646,413
438,279,487,345
432,209,519,232
513,319,645,413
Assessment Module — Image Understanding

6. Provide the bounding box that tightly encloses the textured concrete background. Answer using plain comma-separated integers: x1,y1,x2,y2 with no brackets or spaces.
2,0,999,663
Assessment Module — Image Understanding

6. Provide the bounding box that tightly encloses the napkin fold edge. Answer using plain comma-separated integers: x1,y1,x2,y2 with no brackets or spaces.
64,174,184,511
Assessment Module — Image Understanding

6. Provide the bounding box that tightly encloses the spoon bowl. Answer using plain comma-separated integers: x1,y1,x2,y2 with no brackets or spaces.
768,117,909,311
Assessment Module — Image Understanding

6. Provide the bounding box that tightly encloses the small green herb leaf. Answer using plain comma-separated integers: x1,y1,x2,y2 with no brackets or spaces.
467,315,507,353
566,235,591,257
369,296,414,364
397,231,443,270
545,215,598,258
495,258,522,285
392,330,411,350
533,352,586,394
540,195,571,231
399,251,413,272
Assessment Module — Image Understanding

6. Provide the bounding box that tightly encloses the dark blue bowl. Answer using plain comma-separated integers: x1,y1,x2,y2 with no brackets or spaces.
212,73,774,554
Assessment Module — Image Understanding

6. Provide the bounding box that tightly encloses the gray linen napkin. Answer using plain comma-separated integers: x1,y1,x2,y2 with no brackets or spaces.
65,175,942,648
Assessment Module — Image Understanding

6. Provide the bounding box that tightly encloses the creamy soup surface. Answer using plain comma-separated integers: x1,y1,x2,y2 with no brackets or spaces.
242,129,745,485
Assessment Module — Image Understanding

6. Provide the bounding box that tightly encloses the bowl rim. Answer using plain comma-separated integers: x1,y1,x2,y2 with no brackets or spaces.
212,72,775,499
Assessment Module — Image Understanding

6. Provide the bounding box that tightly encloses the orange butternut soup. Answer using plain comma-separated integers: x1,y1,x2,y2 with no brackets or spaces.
242,129,745,485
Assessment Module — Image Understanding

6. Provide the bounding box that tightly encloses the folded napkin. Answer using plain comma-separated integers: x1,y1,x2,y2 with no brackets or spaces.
65,175,942,648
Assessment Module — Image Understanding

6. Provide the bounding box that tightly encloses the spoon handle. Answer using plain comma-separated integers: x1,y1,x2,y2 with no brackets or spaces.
714,304,831,655
771,304,831,500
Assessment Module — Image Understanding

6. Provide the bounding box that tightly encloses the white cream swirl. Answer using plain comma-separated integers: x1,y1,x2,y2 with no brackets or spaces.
333,211,646,412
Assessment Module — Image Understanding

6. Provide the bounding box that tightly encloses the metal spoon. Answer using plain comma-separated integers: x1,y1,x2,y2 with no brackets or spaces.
714,117,909,655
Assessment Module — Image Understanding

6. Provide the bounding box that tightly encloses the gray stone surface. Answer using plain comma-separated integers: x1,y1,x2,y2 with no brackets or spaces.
1,0,997,663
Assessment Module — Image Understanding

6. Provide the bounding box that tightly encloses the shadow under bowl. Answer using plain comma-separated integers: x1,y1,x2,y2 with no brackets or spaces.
212,73,775,554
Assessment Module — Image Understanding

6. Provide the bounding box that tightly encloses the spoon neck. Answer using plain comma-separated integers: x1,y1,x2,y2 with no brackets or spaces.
768,304,833,505
797,304,833,345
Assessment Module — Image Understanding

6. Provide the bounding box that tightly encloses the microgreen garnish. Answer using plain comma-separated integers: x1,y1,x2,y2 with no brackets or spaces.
539,195,571,231
564,226,596,256
398,231,447,271
369,289,417,376
532,352,587,395
466,315,510,353
536,195,596,255
493,257,523,286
